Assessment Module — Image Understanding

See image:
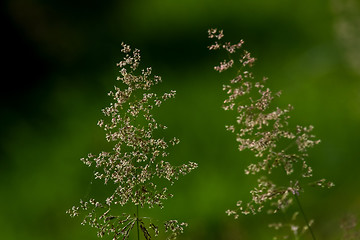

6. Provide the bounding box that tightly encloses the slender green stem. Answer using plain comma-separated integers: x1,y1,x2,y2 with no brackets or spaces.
294,194,316,240
279,157,316,240
136,205,140,240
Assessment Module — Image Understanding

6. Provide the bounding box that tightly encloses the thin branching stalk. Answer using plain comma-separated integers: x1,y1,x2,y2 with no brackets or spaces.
294,194,316,240
137,205,140,240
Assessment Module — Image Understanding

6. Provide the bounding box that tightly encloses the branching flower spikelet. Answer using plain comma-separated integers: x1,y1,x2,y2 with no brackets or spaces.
67,42,197,240
208,28,334,238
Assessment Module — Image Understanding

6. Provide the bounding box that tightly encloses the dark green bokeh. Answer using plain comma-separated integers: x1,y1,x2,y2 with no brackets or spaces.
2,0,360,239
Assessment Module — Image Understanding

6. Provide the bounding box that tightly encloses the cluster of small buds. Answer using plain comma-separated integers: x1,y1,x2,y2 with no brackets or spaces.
209,28,333,237
68,43,197,240
214,59,234,73
208,28,224,40
164,220,188,240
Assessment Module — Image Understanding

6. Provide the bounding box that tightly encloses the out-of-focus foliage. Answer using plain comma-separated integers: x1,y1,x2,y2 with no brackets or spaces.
1,0,360,239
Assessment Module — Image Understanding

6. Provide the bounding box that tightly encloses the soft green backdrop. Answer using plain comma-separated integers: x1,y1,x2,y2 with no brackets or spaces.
1,0,360,239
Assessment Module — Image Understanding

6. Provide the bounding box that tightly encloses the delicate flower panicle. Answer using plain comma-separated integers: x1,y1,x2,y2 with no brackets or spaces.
68,43,197,240
208,28,333,236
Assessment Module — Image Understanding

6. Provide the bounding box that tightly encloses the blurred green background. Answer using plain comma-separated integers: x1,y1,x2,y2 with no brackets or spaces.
1,0,360,239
